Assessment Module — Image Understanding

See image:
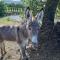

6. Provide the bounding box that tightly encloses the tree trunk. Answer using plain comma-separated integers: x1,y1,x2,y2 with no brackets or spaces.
29,0,60,60
38,0,59,49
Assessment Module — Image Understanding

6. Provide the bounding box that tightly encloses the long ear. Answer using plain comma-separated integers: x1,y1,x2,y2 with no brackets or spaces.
35,11,44,27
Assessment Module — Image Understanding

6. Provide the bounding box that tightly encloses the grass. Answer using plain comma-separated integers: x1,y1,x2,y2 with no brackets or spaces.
0,17,20,26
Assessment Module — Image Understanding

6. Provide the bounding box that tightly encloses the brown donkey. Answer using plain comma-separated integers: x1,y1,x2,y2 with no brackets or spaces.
0,25,32,60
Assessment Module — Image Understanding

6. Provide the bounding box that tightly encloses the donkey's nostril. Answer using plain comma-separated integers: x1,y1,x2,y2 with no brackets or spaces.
29,27,31,30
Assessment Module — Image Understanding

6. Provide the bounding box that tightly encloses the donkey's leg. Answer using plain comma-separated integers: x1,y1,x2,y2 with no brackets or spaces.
19,46,24,60
2,41,6,55
0,41,6,59
19,46,29,60
0,44,4,60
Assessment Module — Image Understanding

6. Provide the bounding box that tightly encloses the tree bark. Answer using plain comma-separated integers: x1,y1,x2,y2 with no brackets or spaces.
38,0,59,49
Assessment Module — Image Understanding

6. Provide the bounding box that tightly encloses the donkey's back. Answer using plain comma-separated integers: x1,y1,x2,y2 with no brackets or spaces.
0,26,18,41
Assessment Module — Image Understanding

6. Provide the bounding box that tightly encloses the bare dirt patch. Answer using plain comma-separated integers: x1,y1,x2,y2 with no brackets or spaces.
0,41,20,60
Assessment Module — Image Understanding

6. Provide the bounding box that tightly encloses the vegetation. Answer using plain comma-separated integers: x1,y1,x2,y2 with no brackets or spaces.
0,0,60,24
0,1,5,17
56,0,60,17
0,0,60,17
0,17,19,25
22,0,45,16
22,0,60,17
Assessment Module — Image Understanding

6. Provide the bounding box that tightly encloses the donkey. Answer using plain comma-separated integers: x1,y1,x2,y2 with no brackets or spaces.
19,11,43,59
0,13,41,60
0,26,19,59
0,24,33,60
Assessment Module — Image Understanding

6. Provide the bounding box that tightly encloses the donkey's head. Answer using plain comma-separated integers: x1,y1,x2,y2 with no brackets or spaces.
27,20,40,48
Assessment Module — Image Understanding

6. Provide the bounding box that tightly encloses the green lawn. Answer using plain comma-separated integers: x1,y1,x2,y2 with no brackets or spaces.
0,17,19,25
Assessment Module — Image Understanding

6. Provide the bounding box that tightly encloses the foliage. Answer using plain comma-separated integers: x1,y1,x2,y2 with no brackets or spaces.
22,0,45,16
4,3,24,11
0,1,5,17
0,2,24,17
58,0,60,10
55,0,60,17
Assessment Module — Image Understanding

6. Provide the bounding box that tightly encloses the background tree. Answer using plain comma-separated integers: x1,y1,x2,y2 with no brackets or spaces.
58,0,60,10
56,0,60,17
22,0,45,16
0,1,5,17
38,0,59,49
